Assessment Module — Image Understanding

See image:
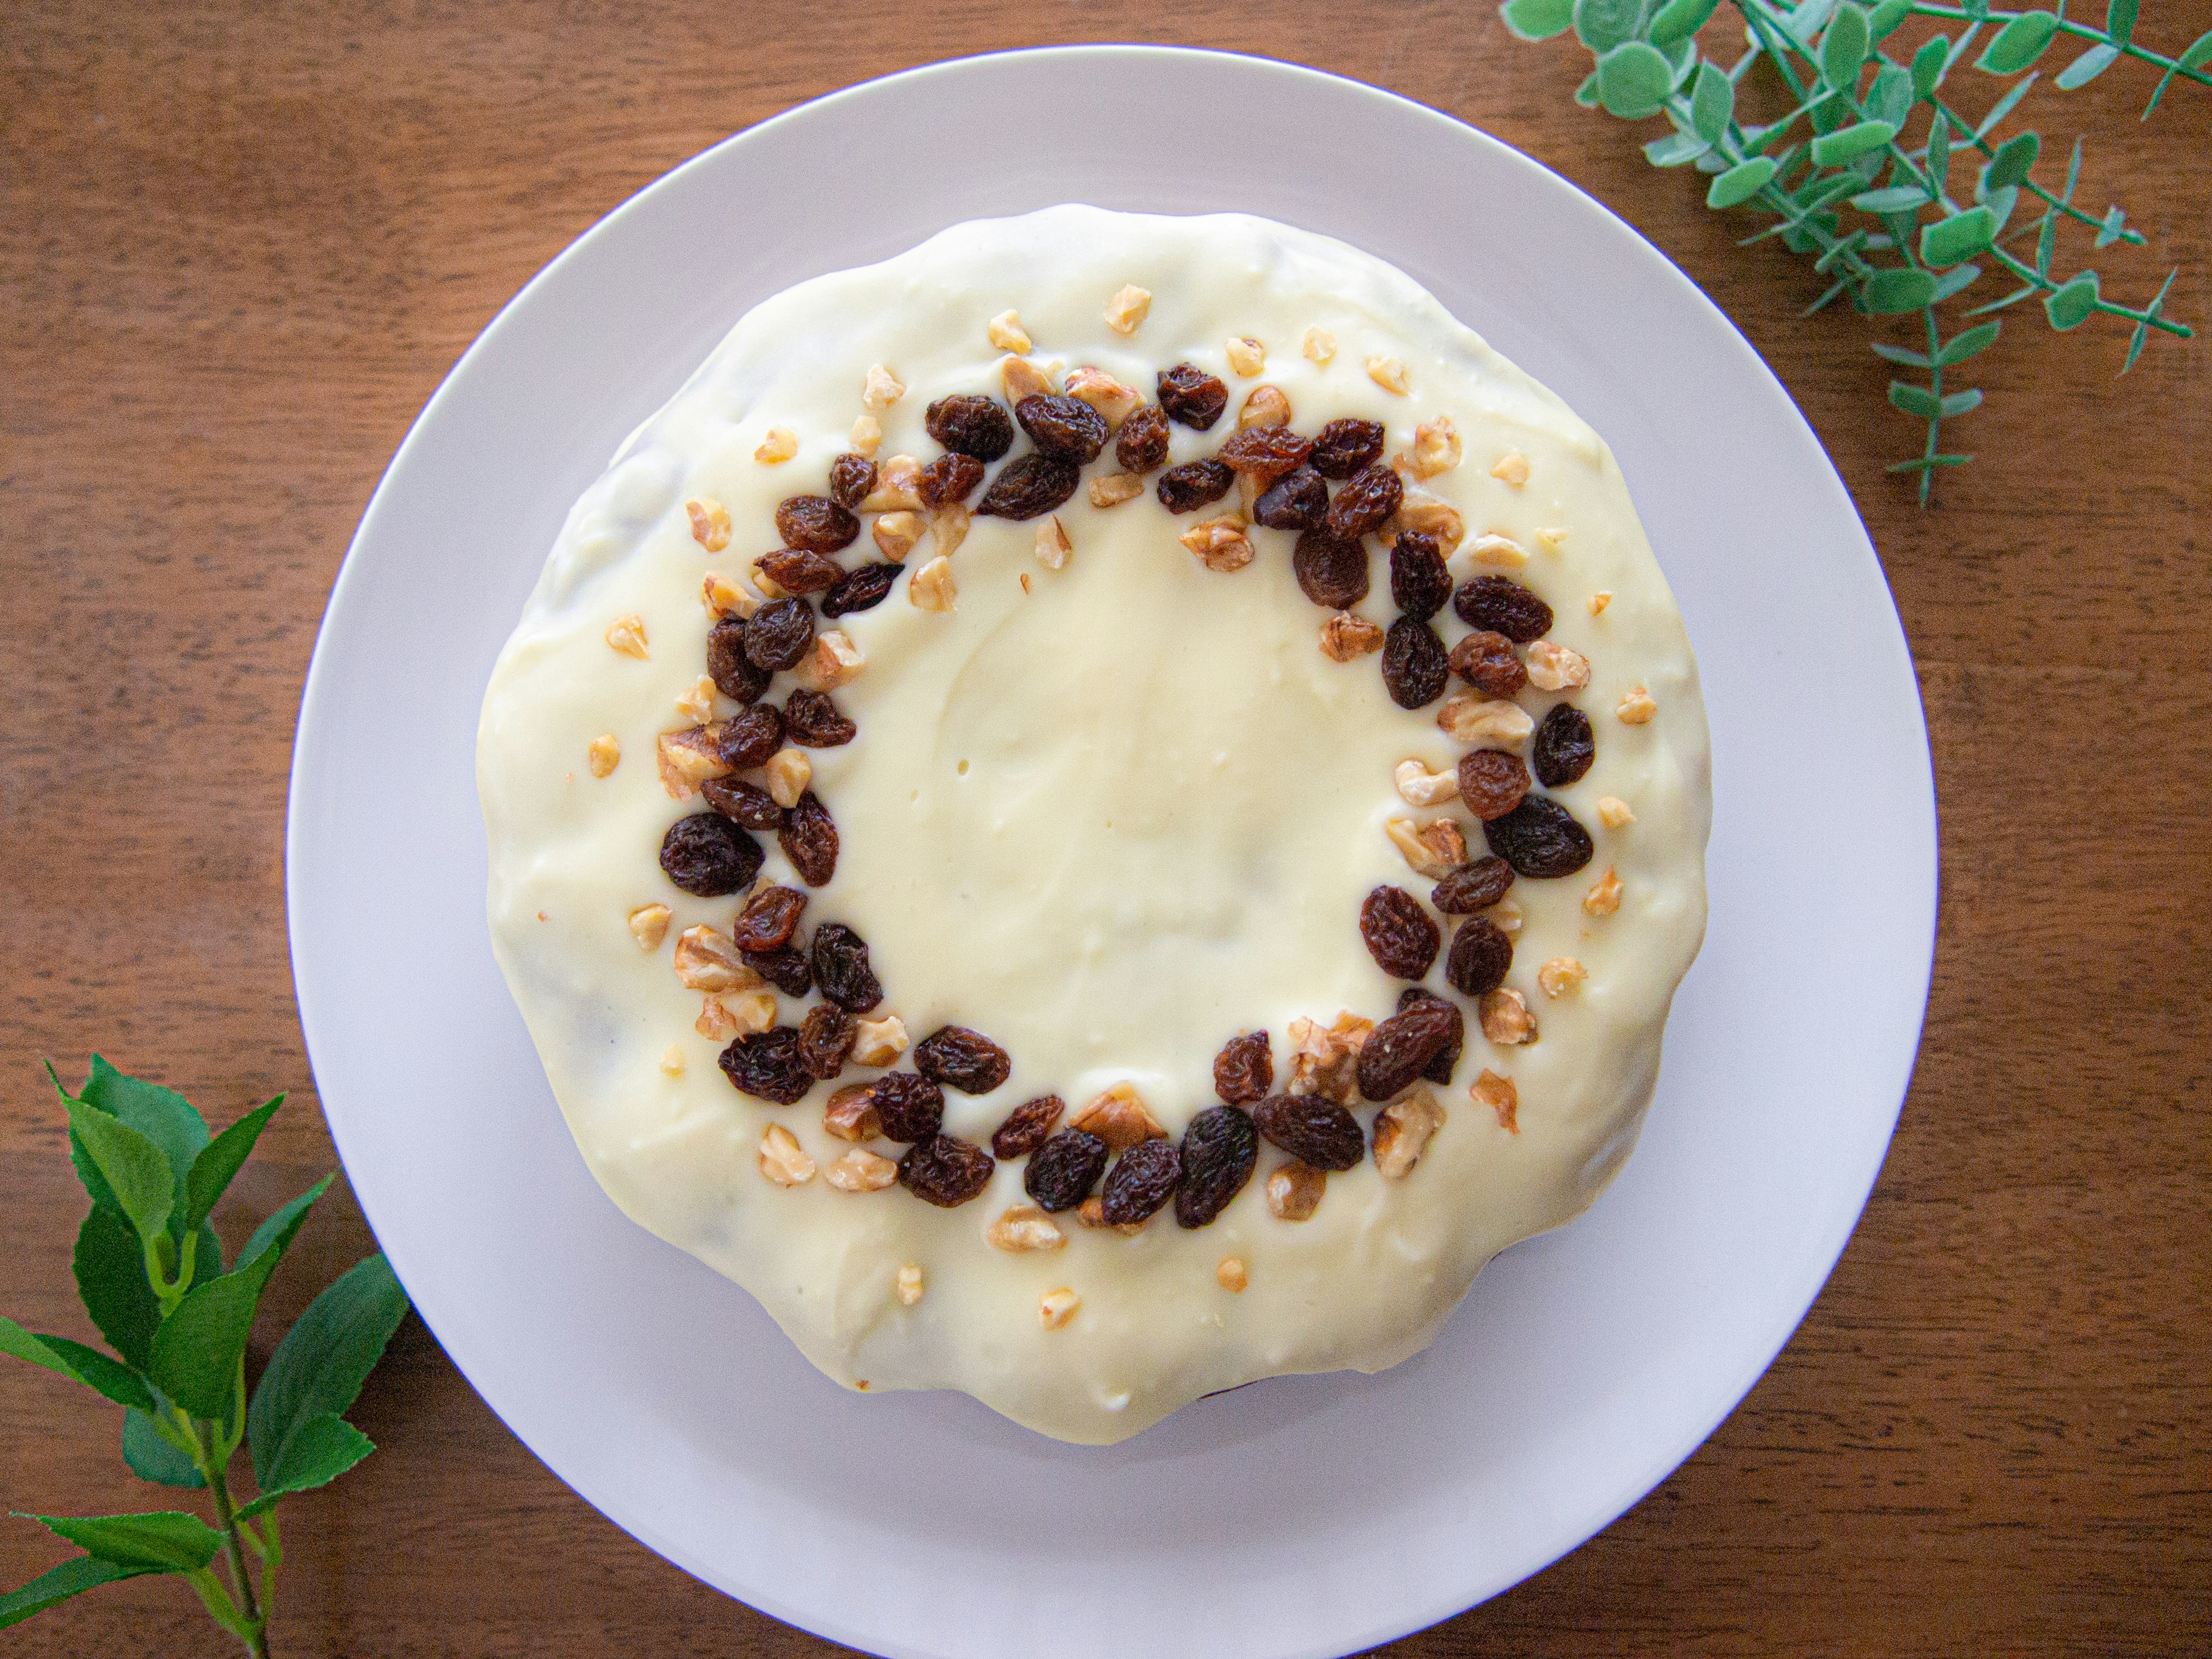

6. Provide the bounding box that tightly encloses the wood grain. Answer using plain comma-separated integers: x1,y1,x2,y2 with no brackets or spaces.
3,2,2207,1653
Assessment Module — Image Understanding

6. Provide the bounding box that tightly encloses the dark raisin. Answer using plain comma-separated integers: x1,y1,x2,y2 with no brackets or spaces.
778,790,839,887
827,452,877,509
924,394,1014,461
1115,404,1171,472
732,884,807,951
659,813,763,897
898,1134,994,1207
1532,703,1597,787
1015,395,1108,463
1457,749,1532,820
1445,916,1514,997
976,453,1081,520
1360,885,1441,980
1213,1031,1274,1105
797,1003,855,1081
1217,425,1313,481
707,617,771,703
1101,1138,1180,1225
702,776,784,830
1309,418,1386,479
809,921,881,1011
1455,574,1553,643
743,945,812,997
1175,1105,1258,1228
1324,464,1403,540
873,1072,946,1142
1449,629,1528,698
717,1026,812,1105
1252,1095,1365,1172
1431,855,1516,914
991,1095,1065,1160
1357,1001,1458,1102
1292,529,1369,608
1157,363,1228,430
820,562,899,618
743,597,815,672
717,704,784,769
1397,986,1464,1085
918,452,986,509
1253,465,1327,530
1381,616,1450,709
1156,459,1235,514
913,1025,1011,1094
1484,796,1596,878
782,688,856,748
759,548,844,594
774,496,859,554
1024,1130,1107,1211
1389,531,1451,620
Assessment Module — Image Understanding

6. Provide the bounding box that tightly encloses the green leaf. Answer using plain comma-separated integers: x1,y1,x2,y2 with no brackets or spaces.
1574,0,1651,52
1691,60,1734,141
1922,205,1996,265
1983,183,2019,236
1810,119,1898,164
150,1175,330,1421
1597,40,1676,116
1574,68,1604,107
2062,135,2084,202
1964,281,2042,313
1930,262,1984,301
122,1410,207,1488
1645,130,1713,165
1851,184,1930,212
2044,269,2101,329
237,1415,375,1521
1648,0,1720,45
2143,29,2212,116
183,1096,283,1235
248,1253,408,1492
1864,267,1939,311
29,1512,222,1574
1911,33,1952,97
1871,342,1934,366
1978,9,2059,73
1868,62,1915,126
1661,28,1699,85
2123,270,2177,372
63,1098,173,1251
1938,388,1985,416
78,1059,209,1209
1976,71,2041,138
2094,203,2129,247
1889,452,1974,472
74,1203,161,1369
1937,320,2002,364
0,1318,156,1413
2036,208,2059,275
0,1554,150,1630
2104,0,2136,44
1707,156,1778,207
1501,0,1577,40
2055,41,2121,88
1786,0,1844,47
1868,0,1912,39
1888,381,1943,416
1820,3,1871,90
1984,130,2040,189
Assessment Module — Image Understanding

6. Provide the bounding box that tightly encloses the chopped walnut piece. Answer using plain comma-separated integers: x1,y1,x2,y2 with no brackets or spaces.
895,1263,924,1305
725,988,777,1035
1373,1085,1446,1178
1394,758,1459,807
1597,796,1636,828
1472,1069,1519,1133
759,1124,815,1187
1490,450,1531,486
588,734,621,778
1539,957,1588,999
1585,866,1623,915
1063,365,1139,429
658,1044,685,1077
1365,355,1410,394
763,748,812,809
862,364,906,410
1537,526,1569,552
823,1084,884,1142
872,510,925,562
755,427,798,464
1588,590,1613,615
1266,1161,1326,1221
825,1149,899,1193
987,309,1032,353
930,503,970,559
804,629,865,691
674,675,717,724
702,571,755,619
1618,686,1658,725
686,498,732,552
908,556,957,613
1410,416,1463,479
1034,516,1071,570
1225,336,1266,376
627,904,672,952
604,615,649,660
851,1014,909,1068
861,454,923,513
674,925,759,993
849,414,883,457
1069,1083,1167,1153
1387,816,1466,878
1286,1013,1372,1104
1479,988,1538,1045
744,552,789,601
1389,490,1465,554
1525,641,1591,692
1468,532,1529,568
1089,472,1145,508
1075,1196,1108,1229
1235,471,1259,521
1103,283,1152,334
695,995,737,1039
1302,325,1336,363
1320,611,1386,661
1437,692,1534,747
1216,1256,1249,1292
1179,516,1254,572
1039,1287,1081,1330
1488,897,1524,935
1237,384,1291,429
988,1205,1068,1253
1001,354,1055,403
656,726,732,797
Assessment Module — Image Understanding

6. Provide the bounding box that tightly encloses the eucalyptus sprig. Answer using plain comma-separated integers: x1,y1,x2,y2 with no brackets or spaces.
1501,0,2208,499
0,1058,408,1656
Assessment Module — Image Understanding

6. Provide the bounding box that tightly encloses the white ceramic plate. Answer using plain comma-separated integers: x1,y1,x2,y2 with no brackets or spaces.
288,46,1934,1659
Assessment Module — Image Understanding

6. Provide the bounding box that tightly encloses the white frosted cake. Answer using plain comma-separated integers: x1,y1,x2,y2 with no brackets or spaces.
477,205,1710,1444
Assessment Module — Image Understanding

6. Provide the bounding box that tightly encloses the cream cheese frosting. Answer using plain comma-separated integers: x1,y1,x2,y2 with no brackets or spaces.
477,205,1710,1444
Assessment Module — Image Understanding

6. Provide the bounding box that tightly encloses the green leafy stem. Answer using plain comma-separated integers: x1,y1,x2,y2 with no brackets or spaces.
1501,0,2207,499
1,1058,409,1655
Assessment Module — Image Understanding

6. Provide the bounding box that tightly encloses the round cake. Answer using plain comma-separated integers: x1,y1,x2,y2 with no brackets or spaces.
477,205,1710,1444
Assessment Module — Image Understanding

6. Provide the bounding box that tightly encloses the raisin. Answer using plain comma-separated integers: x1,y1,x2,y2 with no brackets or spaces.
1381,616,1450,709
743,945,812,997
778,790,839,887
1484,796,1595,878
898,1134,994,1207
874,1072,946,1142
913,1025,1012,1094
717,703,784,769
659,813,763,897
1360,885,1441,980
758,548,844,594
1445,916,1514,997
1115,404,1171,472
1101,1138,1180,1225
1357,1001,1457,1102
976,453,1080,520
820,562,899,618
1252,1094,1365,1172
1157,364,1228,430
1024,1129,1107,1211
1449,629,1528,698
744,597,816,672
1292,529,1370,608
827,452,876,509
991,1095,1065,1160
797,1003,856,1081
809,921,881,1011
1389,531,1451,620
1431,855,1516,914
1016,395,1108,463
1213,1031,1274,1105
1217,425,1313,481
732,884,807,951
782,688,855,748
1457,748,1532,820
1532,703,1597,787
924,394,1014,461
1175,1105,1258,1228
1309,418,1386,479
1253,465,1327,530
707,616,771,704
775,496,860,554
1324,464,1403,540
702,776,784,830
918,452,986,509
1455,574,1553,643
1156,459,1234,514
717,1026,812,1105
1397,986,1464,1086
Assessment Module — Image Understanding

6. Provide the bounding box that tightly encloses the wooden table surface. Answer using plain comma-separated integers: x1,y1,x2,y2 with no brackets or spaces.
5,2,2207,1654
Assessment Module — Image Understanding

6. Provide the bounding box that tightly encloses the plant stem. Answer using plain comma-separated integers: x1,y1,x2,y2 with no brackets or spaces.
200,1433,271,1659
1903,2,2212,91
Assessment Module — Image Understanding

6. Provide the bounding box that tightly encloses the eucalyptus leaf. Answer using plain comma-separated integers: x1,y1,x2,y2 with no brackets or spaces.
247,1253,408,1492
1888,381,1943,417
1911,33,1951,98
2143,29,2212,116
1869,62,1914,125
1976,71,2041,139
1867,0,1911,39
1921,205,1995,265
183,1096,283,1234
2104,0,2137,45
1984,130,2040,189
1574,68,1604,107
1574,0,1652,53
1852,184,1930,212
1820,3,1871,90
2055,41,2122,88
1786,0,1844,47
2044,270,2102,329
0,1318,156,1414
1597,40,1676,115
74,1203,161,1370
2036,211,2058,275
122,1410,207,1488
1501,0,1577,40
149,1176,330,1422
1707,156,1778,207
237,1415,375,1521
1646,130,1713,165
1871,342,1933,366
1938,388,1986,416
1647,0,1719,46
1691,60,1734,141
1930,262,1984,302
0,1555,150,1631
29,1511,224,1574
1978,9,2059,73
1863,267,1939,312
2123,270,2177,372
1810,119,1897,165
2094,204,2128,247
1927,109,1953,192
